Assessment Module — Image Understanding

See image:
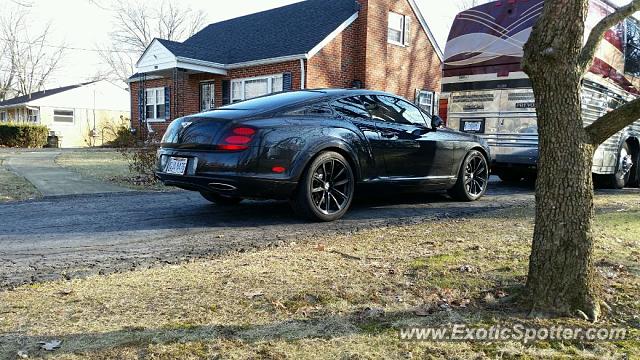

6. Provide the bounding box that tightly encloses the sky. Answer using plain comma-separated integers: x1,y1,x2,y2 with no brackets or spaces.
0,0,463,88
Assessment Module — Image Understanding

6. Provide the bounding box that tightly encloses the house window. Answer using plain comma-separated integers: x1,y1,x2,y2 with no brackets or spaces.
417,91,435,117
231,74,284,103
53,109,74,123
0,111,6,122
145,87,166,121
388,12,410,46
200,81,215,111
27,109,39,122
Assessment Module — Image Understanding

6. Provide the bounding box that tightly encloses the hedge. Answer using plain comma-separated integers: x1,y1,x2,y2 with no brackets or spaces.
0,123,49,148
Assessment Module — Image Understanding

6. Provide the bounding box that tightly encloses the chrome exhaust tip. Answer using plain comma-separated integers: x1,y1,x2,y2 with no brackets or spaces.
208,182,237,191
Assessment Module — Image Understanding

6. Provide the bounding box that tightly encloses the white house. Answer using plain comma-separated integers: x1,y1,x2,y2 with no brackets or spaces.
0,80,130,148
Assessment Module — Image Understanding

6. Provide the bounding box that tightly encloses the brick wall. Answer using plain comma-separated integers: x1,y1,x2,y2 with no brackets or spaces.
360,0,442,101
129,61,301,136
307,14,364,88
306,0,442,100
129,0,442,137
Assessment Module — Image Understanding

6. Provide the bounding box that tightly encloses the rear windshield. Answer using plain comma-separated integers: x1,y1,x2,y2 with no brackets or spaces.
222,91,326,111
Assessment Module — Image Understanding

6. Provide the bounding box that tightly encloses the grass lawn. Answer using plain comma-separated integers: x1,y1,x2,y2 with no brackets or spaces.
55,150,167,191
0,155,40,202
0,193,638,359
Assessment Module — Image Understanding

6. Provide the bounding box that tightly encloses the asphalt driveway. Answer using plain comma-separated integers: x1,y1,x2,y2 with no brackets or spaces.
4,151,129,196
0,181,535,288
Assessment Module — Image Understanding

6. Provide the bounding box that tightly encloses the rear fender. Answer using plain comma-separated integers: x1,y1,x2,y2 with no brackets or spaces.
289,135,363,182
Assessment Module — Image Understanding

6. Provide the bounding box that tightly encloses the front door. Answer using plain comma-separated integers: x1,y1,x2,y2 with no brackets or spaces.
360,94,452,179
331,96,386,178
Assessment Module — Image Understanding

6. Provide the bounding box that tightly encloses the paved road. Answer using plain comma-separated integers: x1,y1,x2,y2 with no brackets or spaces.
4,151,129,196
0,181,535,288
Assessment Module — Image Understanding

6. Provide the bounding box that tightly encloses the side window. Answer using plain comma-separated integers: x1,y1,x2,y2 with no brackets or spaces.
284,104,333,117
360,95,399,123
332,97,370,119
361,95,427,126
395,98,429,126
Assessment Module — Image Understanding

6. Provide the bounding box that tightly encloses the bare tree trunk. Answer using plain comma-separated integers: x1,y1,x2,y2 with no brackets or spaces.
522,0,601,320
526,71,600,319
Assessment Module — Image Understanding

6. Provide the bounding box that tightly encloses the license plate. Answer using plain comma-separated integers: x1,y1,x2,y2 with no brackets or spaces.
165,157,188,175
463,121,483,132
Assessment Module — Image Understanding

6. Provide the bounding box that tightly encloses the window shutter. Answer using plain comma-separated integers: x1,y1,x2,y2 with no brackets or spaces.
283,72,292,91
164,86,171,119
403,16,412,46
138,88,145,122
222,80,231,105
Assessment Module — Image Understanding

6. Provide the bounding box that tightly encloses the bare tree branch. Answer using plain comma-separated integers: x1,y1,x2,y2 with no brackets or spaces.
579,0,640,145
579,0,640,72
8,0,33,7
99,0,207,83
586,97,640,145
0,9,65,98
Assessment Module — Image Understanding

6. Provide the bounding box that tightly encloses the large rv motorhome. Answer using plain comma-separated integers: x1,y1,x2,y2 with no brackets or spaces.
441,0,640,188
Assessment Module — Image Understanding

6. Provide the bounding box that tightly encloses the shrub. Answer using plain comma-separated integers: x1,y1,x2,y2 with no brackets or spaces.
106,125,136,148
0,123,49,148
120,144,158,179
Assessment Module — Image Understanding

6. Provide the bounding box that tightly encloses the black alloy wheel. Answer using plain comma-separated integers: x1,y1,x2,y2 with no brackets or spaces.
449,150,489,201
291,151,355,221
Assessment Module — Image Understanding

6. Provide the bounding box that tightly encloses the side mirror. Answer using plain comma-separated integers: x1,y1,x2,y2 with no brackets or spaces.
431,115,445,129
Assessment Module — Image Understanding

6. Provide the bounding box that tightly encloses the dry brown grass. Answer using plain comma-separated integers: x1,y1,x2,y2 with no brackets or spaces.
0,193,638,359
0,155,40,202
55,151,167,191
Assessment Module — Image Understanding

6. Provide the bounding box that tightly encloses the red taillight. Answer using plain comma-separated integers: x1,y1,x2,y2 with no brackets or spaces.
232,127,256,136
224,135,252,145
218,144,249,151
217,126,256,151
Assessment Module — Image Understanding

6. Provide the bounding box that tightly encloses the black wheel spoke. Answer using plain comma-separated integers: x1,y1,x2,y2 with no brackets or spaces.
318,192,326,207
310,158,352,215
334,179,349,187
463,154,488,197
332,188,347,199
329,193,342,211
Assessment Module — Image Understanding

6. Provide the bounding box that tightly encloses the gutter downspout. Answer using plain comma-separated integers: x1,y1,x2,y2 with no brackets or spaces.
300,59,306,90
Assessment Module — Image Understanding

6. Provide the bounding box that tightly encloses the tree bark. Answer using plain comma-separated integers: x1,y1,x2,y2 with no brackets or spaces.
522,0,601,320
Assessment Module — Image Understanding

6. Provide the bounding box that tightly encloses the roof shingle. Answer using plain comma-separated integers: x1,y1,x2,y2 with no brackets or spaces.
158,0,360,64
0,82,95,107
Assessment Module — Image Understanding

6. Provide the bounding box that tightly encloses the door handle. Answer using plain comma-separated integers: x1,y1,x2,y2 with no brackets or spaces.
380,132,397,139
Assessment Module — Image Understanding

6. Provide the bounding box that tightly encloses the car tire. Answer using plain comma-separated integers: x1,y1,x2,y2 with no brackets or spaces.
200,191,243,206
448,150,489,202
628,148,640,188
497,171,523,183
290,151,355,222
609,143,633,189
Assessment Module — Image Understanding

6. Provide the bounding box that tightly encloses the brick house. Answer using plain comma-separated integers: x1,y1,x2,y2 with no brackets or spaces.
129,0,443,137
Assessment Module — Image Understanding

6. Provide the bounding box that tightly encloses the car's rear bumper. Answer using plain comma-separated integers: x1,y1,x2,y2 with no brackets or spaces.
156,172,298,200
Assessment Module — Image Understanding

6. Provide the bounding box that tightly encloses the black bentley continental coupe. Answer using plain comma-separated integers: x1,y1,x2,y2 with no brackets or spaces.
156,89,490,221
